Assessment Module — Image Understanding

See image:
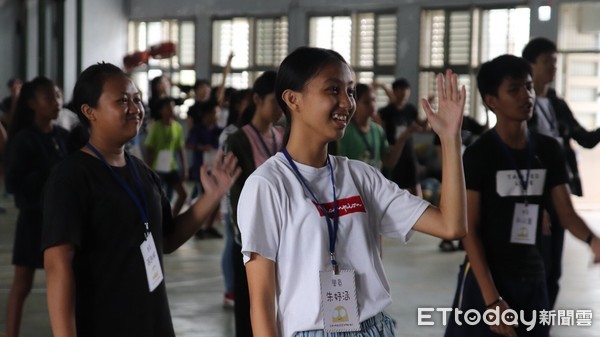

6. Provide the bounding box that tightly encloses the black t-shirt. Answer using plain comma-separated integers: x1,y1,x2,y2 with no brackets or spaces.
464,130,568,280
6,125,69,210
42,151,176,337
378,103,419,188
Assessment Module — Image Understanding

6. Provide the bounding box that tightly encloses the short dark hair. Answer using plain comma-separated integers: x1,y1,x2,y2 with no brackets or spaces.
7,77,21,88
252,70,277,99
194,78,210,90
522,37,557,63
355,83,371,101
477,54,531,109
392,78,410,90
70,62,126,127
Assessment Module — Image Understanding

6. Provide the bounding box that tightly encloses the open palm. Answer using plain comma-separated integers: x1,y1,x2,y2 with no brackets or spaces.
421,69,466,141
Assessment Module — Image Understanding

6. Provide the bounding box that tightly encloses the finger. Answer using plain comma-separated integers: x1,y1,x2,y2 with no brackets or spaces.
460,85,467,109
420,98,435,121
437,73,446,101
445,69,454,101
213,150,225,171
199,164,210,185
445,69,453,101
223,153,239,174
230,167,242,182
451,73,459,102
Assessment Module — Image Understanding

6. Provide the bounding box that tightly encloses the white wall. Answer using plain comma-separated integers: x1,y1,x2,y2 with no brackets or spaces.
81,0,127,70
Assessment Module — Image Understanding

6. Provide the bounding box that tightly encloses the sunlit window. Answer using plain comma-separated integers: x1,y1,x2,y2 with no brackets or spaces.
419,7,530,125
211,16,288,89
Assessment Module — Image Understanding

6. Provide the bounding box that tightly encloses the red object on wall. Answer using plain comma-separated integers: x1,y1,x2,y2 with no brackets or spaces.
123,50,149,70
149,42,177,59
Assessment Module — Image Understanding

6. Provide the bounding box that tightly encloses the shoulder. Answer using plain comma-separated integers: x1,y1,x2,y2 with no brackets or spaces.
531,131,562,152
369,121,385,134
463,131,494,159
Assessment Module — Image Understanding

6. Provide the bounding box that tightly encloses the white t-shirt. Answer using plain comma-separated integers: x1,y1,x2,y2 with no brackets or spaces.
238,153,430,337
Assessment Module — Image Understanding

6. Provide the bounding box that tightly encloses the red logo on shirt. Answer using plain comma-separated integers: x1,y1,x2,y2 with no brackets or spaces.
313,195,366,217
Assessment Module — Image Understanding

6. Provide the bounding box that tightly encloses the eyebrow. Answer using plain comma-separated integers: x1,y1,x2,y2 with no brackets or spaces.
323,78,355,86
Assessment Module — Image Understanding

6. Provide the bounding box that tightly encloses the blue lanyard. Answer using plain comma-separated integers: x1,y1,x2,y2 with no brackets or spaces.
491,129,533,199
86,143,151,237
282,148,340,273
249,123,278,157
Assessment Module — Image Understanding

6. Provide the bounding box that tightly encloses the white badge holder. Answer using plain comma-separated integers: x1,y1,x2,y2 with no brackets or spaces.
140,233,164,292
510,203,539,245
319,269,361,332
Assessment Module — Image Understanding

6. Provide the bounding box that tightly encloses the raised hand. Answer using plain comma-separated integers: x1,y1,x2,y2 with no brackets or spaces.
420,69,466,141
199,151,241,199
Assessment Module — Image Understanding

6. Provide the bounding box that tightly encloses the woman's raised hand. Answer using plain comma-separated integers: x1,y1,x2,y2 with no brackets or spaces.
199,151,241,198
420,69,466,141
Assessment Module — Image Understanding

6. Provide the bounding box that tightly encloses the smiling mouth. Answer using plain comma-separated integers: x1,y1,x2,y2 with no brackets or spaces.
332,113,348,124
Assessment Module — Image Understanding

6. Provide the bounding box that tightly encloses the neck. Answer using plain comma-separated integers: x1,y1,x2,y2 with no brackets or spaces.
534,79,549,98
495,121,528,149
285,134,328,168
34,117,53,133
250,116,272,134
354,117,370,131
85,134,126,166
161,118,172,126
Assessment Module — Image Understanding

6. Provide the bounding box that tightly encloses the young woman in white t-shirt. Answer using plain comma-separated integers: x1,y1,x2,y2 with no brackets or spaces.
238,47,467,337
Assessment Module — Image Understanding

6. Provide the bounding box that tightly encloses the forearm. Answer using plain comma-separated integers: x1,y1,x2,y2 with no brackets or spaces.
247,254,278,337
44,246,77,337
462,233,501,305
382,136,407,170
165,192,221,252
438,136,467,238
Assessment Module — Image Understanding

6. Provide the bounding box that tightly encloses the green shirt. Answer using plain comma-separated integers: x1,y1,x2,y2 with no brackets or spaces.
145,121,184,171
338,121,389,169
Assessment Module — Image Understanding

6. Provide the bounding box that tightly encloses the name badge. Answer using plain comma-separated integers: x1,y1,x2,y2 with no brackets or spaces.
319,269,360,332
510,203,539,245
155,150,172,173
140,233,164,292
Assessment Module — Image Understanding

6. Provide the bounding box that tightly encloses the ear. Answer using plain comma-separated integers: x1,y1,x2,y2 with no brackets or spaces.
482,94,497,112
81,104,96,122
281,89,300,113
252,92,261,106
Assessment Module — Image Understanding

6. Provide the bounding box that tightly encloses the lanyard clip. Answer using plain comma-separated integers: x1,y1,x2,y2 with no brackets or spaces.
144,222,150,239
330,253,339,275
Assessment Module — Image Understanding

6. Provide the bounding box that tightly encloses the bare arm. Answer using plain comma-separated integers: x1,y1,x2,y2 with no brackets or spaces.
460,191,517,337
372,81,395,104
246,253,278,337
216,53,234,107
44,244,77,337
163,151,240,252
412,70,467,240
552,184,600,262
381,123,422,170
178,146,188,180
0,122,6,154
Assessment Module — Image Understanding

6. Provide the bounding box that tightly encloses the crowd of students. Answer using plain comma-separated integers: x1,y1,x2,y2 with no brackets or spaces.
0,37,599,337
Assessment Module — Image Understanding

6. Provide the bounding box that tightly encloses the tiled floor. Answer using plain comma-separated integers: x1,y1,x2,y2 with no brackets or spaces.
0,191,599,336
4,142,600,337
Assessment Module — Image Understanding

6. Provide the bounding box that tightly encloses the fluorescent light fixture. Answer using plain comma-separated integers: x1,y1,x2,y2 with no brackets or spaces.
538,5,551,21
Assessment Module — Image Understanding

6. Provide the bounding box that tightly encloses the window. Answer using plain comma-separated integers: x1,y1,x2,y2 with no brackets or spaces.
419,7,530,124
211,16,288,89
127,20,196,105
309,12,397,106
557,3,600,130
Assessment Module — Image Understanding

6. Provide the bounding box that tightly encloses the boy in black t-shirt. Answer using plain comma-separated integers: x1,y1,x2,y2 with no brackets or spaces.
445,55,600,337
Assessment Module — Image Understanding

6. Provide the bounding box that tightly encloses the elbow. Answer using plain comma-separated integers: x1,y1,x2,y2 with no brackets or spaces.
163,240,176,254
444,222,467,240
